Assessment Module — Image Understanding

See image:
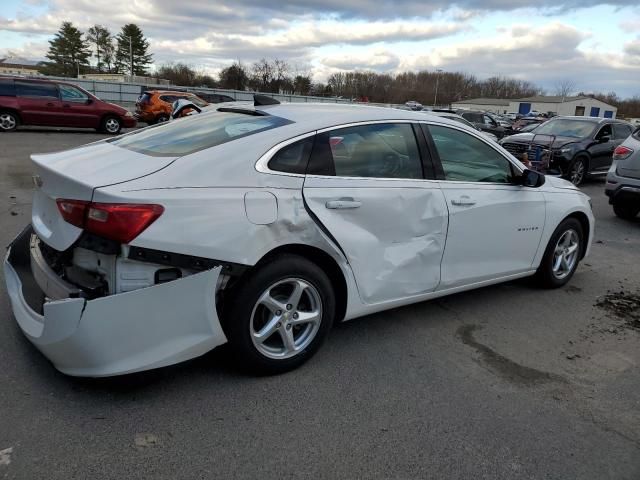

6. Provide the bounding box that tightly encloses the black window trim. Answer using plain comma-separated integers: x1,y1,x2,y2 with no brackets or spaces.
306,120,430,181
257,119,438,182
421,121,524,185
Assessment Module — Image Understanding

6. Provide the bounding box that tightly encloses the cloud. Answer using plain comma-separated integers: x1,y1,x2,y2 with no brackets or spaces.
321,50,401,70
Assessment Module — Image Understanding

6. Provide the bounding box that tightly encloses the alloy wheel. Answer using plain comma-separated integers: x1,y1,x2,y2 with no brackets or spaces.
0,113,17,131
105,118,120,133
569,159,585,185
250,278,323,359
552,229,580,279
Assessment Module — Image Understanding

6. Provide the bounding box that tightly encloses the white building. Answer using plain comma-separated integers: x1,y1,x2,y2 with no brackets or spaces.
0,57,42,76
453,95,617,118
450,98,510,113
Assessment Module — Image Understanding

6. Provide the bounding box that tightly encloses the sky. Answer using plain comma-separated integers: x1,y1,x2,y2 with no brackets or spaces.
1,0,639,97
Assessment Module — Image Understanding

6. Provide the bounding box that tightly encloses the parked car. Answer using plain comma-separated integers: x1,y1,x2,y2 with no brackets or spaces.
519,122,541,133
135,90,208,124
500,116,634,185
0,76,136,134
428,111,499,142
457,110,507,139
193,92,236,104
605,127,640,219
4,100,594,377
512,117,545,132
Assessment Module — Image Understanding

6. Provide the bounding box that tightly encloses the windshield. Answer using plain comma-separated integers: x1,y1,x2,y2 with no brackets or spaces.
534,119,596,138
109,112,293,156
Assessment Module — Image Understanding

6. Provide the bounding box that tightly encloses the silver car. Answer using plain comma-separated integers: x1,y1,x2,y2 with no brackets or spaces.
605,127,640,219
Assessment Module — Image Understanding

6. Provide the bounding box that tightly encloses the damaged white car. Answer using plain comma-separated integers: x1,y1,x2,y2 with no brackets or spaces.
4,98,594,377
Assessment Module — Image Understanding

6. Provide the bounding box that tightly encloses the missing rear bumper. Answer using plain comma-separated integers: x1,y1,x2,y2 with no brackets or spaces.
4,226,227,377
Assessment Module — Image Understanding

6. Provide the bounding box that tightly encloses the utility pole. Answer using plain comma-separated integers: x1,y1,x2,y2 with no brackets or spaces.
123,35,133,77
434,69,443,107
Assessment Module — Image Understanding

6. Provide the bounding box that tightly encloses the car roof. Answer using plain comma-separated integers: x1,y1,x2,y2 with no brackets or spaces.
203,102,464,132
146,90,198,95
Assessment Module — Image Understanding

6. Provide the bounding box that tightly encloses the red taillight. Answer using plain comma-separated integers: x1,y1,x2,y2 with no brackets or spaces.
613,145,634,160
56,200,164,244
56,199,89,228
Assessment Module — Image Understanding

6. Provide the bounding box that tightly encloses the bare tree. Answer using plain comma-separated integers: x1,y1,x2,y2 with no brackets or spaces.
555,79,577,99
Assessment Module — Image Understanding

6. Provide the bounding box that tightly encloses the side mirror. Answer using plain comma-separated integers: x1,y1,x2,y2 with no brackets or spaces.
519,169,545,188
598,135,610,143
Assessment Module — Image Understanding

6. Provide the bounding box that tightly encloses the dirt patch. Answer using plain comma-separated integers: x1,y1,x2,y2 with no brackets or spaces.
595,292,640,330
457,325,566,385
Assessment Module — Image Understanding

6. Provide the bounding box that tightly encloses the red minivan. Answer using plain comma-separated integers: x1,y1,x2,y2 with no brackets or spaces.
0,76,136,134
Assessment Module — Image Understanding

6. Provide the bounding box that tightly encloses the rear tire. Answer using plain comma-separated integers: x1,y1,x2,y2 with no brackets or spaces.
0,110,18,132
613,201,640,220
222,254,335,374
535,218,584,288
101,116,122,134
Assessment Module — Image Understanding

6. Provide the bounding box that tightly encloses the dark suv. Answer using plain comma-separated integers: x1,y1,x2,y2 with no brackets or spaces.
0,76,136,134
458,110,507,139
500,116,634,185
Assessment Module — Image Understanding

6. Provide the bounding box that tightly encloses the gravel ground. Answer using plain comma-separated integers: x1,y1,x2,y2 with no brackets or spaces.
0,129,639,480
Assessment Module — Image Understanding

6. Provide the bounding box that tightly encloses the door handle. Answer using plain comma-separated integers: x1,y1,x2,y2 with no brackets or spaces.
46,102,54,107
451,196,476,206
325,197,362,209
63,103,71,108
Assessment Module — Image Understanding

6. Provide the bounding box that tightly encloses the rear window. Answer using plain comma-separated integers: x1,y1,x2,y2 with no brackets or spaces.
15,81,58,99
0,79,15,96
109,111,293,157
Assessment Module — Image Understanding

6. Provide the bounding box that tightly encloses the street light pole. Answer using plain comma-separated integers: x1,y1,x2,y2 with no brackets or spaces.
123,35,133,77
434,69,443,107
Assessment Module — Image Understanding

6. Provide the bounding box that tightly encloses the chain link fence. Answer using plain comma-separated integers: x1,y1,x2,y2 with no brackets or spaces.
44,76,352,109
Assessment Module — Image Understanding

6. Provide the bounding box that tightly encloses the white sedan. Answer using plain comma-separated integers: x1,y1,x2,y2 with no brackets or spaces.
4,99,594,377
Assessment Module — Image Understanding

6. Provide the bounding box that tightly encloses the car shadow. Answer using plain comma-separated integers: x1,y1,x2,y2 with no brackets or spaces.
28,277,538,398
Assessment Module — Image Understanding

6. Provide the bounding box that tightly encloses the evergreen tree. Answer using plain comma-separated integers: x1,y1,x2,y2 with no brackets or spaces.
45,22,91,77
115,24,153,76
86,25,112,72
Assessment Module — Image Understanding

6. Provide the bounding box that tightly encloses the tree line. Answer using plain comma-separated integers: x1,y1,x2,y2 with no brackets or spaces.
38,22,640,117
42,22,153,77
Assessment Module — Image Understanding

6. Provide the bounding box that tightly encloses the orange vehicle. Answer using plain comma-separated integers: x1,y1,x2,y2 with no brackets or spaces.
135,90,208,124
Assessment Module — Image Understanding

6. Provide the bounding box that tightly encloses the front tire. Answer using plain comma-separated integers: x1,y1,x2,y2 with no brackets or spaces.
565,157,587,186
0,110,18,132
156,114,169,124
222,254,335,374
535,218,584,288
101,116,122,134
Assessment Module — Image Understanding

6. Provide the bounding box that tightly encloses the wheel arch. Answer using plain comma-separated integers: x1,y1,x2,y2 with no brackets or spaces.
564,211,590,259
253,244,348,323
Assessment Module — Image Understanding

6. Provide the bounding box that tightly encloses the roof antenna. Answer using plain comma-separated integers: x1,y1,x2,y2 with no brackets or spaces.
254,94,280,106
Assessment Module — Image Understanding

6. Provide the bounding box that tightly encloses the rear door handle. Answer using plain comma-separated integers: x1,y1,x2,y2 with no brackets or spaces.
325,197,362,209
451,196,476,206
46,102,55,107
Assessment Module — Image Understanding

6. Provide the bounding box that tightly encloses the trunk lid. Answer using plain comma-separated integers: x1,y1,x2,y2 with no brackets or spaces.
31,141,176,251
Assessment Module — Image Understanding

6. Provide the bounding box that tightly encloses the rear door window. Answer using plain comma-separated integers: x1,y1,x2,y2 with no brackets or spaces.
307,123,423,179
0,79,15,96
110,111,293,157
613,123,632,140
15,81,58,99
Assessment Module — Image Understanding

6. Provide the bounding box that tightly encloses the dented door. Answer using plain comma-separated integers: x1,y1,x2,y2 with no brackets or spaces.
303,176,448,304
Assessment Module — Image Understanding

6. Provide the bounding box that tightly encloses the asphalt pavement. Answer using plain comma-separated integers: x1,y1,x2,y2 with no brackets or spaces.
0,128,639,479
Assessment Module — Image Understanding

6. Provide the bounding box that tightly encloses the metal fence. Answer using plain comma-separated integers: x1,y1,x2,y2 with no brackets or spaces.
45,76,352,107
